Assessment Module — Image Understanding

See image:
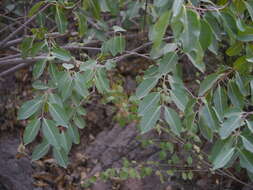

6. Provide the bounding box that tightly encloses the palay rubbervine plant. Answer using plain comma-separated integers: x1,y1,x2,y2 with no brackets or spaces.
13,0,253,183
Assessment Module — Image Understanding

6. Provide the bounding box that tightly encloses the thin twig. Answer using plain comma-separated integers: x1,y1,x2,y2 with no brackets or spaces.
186,0,232,12
0,63,29,78
0,3,50,49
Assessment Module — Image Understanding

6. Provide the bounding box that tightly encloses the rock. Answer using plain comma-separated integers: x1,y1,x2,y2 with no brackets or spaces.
0,132,34,190
84,123,172,190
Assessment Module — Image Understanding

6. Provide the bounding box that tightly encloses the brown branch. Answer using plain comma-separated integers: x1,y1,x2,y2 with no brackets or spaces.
0,63,29,78
0,55,47,66
0,4,51,49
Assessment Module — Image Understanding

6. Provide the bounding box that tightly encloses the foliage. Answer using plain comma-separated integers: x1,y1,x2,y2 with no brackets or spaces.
14,0,253,184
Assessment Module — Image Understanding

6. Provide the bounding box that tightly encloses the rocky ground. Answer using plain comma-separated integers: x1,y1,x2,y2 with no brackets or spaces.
0,66,252,190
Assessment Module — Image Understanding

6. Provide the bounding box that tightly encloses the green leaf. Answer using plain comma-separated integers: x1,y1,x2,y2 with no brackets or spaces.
60,132,72,153
170,87,189,112
76,106,87,116
42,119,61,149
213,147,235,170
84,0,101,19
28,1,45,17
244,0,253,22
73,115,86,129
226,42,243,56
199,19,212,51
30,41,46,57
181,8,201,53
172,0,184,17
138,92,160,116
219,115,243,139
140,106,161,134
198,73,223,96
75,12,87,37
20,37,33,58
32,80,49,90
199,103,219,131
23,118,41,145
239,149,253,173
48,103,69,127
158,52,178,75
152,11,171,49
241,134,253,153
58,72,73,101
213,85,227,118
49,63,59,85
246,120,253,133
186,42,205,72
48,93,63,108
18,96,44,120
210,138,234,170
32,138,50,161
220,12,237,41
95,68,110,93
136,77,158,99
53,147,69,168
164,107,182,136
55,5,68,34
74,78,89,97
227,80,244,108
199,115,213,141
33,59,47,79
52,47,72,61
67,124,80,144
102,36,126,56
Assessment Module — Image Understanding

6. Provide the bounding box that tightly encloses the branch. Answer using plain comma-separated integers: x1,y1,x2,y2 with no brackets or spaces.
0,4,50,49
0,55,47,66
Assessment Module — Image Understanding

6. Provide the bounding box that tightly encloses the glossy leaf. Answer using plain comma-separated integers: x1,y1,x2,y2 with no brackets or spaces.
138,92,160,116
53,147,69,168
164,107,182,136
158,52,178,75
199,73,222,96
181,8,200,53
48,103,69,127
172,0,184,17
246,120,253,133
244,0,253,22
213,147,235,170
18,96,44,120
23,118,41,145
95,68,110,93
32,139,50,161
227,80,244,108
170,87,189,112
52,47,72,62
28,1,44,17
67,124,80,144
73,115,86,129
136,77,158,99
33,59,47,79
152,11,171,49
213,85,227,118
219,115,243,139
241,133,253,153
140,106,161,134
60,132,72,153
239,149,253,173
75,12,87,37
55,5,67,34
42,119,61,149
199,19,212,50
